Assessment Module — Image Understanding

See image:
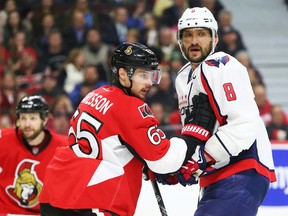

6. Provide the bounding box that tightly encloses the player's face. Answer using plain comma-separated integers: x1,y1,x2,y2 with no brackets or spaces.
181,28,213,64
131,69,154,100
18,113,45,142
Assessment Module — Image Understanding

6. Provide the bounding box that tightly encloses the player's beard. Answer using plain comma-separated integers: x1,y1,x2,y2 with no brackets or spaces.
184,40,213,64
22,125,44,142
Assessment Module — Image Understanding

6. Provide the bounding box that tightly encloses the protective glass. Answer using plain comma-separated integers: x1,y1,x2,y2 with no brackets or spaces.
131,68,162,85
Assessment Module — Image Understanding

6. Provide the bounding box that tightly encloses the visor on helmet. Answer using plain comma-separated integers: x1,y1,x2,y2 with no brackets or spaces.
130,68,162,85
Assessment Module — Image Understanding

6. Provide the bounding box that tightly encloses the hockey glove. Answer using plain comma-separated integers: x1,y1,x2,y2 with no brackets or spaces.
142,166,155,181
181,93,216,161
156,173,178,185
142,167,178,185
177,145,206,187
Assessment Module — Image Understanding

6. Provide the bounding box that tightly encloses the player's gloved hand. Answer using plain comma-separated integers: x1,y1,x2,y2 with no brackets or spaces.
181,93,216,160
142,166,178,185
177,145,207,187
142,166,155,181
155,173,178,185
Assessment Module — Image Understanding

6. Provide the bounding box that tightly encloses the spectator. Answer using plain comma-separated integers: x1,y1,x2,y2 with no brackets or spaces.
151,26,179,65
7,31,34,71
62,0,99,29
125,28,140,43
47,94,74,135
0,95,68,215
62,9,89,52
0,108,14,128
153,0,173,18
159,0,188,28
0,70,18,124
69,64,109,109
150,102,174,138
34,67,67,106
102,5,129,47
216,9,246,55
219,28,246,57
253,83,272,125
31,0,60,35
0,34,10,74
58,48,85,94
169,51,186,81
0,0,17,27
34,13,58,52
159,0,187,29
126,0,147,30
81,28,110,82
3,10,32,48
266,105,288,140
139,11,159,47
14,48,45,94
38,29,68,78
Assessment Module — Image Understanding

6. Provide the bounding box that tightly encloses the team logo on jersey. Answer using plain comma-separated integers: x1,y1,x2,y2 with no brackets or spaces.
6,159,43,208
138,104,153,118
124,46,133,55
205,55,230,68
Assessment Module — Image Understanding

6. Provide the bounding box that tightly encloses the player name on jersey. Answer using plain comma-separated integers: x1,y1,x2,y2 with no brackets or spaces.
82,91,114,115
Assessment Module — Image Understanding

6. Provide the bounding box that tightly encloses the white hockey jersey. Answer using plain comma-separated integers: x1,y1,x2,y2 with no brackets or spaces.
176,51,276,187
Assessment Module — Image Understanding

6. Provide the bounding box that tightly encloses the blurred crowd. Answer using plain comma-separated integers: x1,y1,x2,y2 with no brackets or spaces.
1,0,288,141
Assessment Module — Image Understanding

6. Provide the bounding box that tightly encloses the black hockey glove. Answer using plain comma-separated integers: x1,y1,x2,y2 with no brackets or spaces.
142,166,178,185
180,93,216,161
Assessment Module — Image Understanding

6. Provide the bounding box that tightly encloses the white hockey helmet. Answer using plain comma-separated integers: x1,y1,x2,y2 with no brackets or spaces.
177,7,218,60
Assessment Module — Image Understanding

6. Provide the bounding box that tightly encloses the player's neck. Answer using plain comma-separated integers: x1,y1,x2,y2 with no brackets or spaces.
191,63,200,71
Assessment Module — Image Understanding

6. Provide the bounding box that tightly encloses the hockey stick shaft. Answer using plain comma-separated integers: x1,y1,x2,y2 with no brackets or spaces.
150,179,168,216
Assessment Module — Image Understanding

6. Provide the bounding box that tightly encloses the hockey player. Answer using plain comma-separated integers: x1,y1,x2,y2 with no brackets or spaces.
174,7,276,216
0,95,68,215
39,42,216,216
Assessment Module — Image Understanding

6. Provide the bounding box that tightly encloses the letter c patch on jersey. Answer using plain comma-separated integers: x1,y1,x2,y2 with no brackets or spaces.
138,104,153,119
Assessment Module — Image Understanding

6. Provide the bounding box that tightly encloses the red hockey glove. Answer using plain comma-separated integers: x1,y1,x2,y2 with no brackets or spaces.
177,145,206,186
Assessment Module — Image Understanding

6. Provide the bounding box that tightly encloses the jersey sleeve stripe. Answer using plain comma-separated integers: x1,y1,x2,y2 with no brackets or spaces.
205,134,231,162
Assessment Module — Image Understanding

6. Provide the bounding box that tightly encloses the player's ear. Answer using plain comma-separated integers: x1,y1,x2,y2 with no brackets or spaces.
214,34,219,46
119,68,127,78
43,116,49,127
119,68,130,87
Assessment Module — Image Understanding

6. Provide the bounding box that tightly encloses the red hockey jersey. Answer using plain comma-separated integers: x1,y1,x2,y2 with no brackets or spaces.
0,128,68,215
39,86,189,215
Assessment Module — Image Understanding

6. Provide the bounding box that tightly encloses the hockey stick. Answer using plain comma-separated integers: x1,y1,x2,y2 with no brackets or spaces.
142,166,168,216
150,178,168,216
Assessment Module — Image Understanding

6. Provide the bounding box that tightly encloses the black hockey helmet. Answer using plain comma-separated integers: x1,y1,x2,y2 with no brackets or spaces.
16,95,49,120
111,42,160,84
